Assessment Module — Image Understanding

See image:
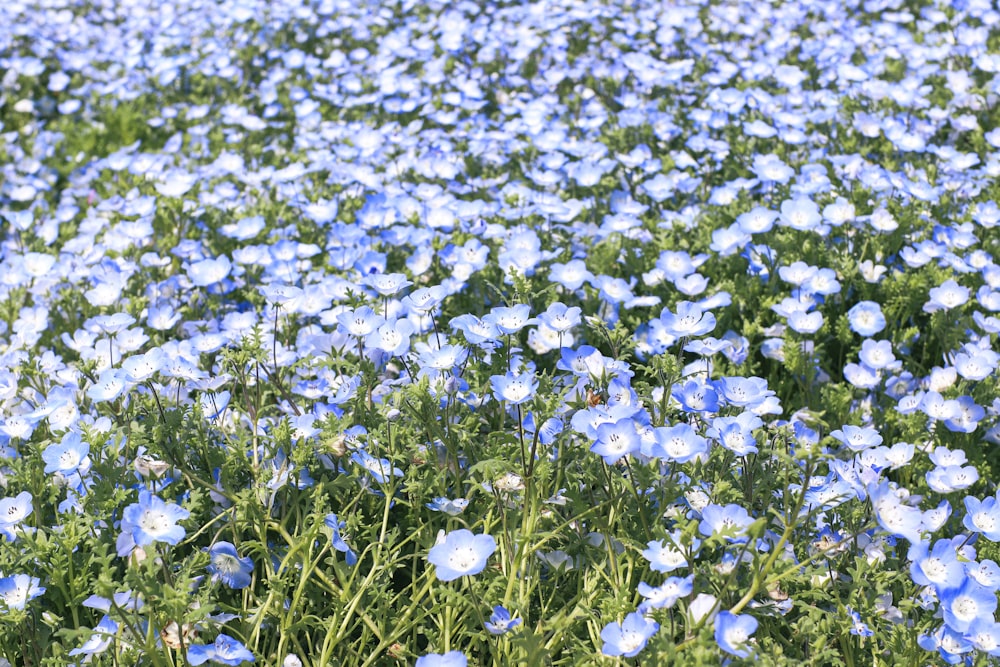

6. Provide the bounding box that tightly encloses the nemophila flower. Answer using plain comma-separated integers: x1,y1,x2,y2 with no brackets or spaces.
485,304,536,335
846,607,873,637
788,310,824,334
941,578,997,633
337,306,385,338
736,207,778,234
0,574,44,610
778,261,817,286
87,368,129,403
351,450,403,485
427,529,496,581
121,347,166,382
426,497,469,516
538,302,581,333
929,447,967,468
647,422,709,463
966,617,1000,656
943,396,985,434
707,412,762,455
207,542,254,589
600,612,659,658
869,481,924,543
324,514,358,566
715,611,758,658
884,442,915,469
926,465,979,493
591,418,641,465
638,574,694,612
365,319,415,356
490,372,538,405
925,279,970,313
846,301,886,336
0,491,33,539
188,634,255,666
779,197,822,231
485,605,522,635
547,259,594,291
830,425,883,452
953,352,996,381
918,625,972,663
523,414,563,445
965,496,1000,541
69,615,118,658
641,531,698,572
699,503,755,543
672,379,719,413
859,259,887,283
858,339,896,369
364,272,412,297
916,391,965,422
449,314,501,348
402,285,446,316
117,490,190,557
0,413,38,440
752,153,794,184
188,255,232,287
415,651,466,667
717,376,774,410
659,301,716,338
42,432,91,476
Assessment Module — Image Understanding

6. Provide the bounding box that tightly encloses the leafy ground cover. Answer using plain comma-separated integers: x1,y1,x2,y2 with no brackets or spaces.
2,0,1000,664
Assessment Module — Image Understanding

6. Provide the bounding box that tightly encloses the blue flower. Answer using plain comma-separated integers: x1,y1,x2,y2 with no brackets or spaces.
707,412,761,456
42,432,91,476
427,529,496,581
188,634,255,666
868,481,924,544
350,450,403,485
641,531,698,572
0,491,33,539
364,272,412,297
86,368,129,403
337,306,385,338
485,304,537,335
324,514,358,566
591,418,641,465
659,301,716,338
924,279,970,313
699,504,755,544
0,574,45,610
187,255,232,287
671,379,719,414
415,651,466,667
485,605,522,635
600,612,659,658
490,371,538,405
207,542,254,590
648,423,709,464
69,615,118,657
966,617,1000,655
964,495,1000,541
117,490,190,557
829,425,883,452
715,610,758,658
847,607,873,637
846,301,886,337
637,574,694,613
425,497,469,516
941,578,997,633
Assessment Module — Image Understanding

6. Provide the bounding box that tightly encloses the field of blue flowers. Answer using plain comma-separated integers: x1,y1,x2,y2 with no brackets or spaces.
2,0,1000,664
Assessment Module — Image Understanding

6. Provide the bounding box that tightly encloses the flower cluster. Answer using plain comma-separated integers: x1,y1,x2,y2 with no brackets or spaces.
0,0,999,664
